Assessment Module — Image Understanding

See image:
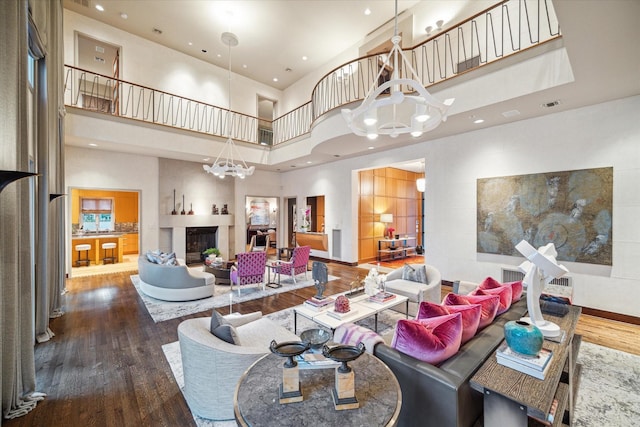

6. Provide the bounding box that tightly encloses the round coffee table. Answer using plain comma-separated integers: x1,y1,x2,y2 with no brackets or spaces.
204,261,234,286
234,352,401,426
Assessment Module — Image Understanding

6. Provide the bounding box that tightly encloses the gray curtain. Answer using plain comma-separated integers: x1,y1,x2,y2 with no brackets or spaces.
0,0,64,420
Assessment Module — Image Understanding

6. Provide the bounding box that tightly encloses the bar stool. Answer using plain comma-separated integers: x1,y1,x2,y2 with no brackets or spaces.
102,242,117,264
75,243,91,267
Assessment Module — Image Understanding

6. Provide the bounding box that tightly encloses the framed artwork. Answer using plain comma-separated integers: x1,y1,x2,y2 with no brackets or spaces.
249,201,270,225
477,167,613,265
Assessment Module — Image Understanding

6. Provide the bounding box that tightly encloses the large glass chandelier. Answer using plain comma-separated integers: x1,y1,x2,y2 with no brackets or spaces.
342,0,454,139
203,32,255,179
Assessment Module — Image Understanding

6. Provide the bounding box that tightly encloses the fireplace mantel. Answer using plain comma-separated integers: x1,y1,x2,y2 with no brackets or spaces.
160,214,234,261
159,214,234,227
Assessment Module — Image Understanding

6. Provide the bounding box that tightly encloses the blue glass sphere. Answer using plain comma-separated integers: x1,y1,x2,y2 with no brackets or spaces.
504,320,543,356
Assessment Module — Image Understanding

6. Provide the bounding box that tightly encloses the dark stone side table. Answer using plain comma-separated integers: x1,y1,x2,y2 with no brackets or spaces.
234,352,401,426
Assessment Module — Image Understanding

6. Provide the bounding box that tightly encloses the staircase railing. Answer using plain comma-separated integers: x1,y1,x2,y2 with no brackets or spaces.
63,0,560,148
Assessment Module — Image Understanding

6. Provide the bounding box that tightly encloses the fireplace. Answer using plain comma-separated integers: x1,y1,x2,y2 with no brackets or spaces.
185,227,218,264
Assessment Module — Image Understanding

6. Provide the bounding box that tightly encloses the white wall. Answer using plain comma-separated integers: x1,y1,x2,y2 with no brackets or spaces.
65,146,160,268
424,96,640,317
63,9,282,118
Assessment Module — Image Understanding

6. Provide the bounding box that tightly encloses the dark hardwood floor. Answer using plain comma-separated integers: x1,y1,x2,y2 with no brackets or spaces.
5,262,638,426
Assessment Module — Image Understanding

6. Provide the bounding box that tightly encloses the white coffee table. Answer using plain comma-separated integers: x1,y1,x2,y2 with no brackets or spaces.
293,291,409,334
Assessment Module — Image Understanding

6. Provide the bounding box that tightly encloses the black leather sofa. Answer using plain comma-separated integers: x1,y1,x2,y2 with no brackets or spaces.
374,298,528,427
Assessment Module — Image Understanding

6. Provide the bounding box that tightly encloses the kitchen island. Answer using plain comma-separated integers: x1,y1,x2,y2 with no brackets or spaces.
71,233,125,265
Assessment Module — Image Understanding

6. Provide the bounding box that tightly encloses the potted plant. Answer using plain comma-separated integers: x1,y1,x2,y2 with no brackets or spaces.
202,247,221,264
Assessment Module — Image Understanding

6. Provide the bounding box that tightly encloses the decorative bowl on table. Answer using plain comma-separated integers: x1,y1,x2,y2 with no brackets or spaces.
270,340,311,368
322,342,366,373
300,328,331,351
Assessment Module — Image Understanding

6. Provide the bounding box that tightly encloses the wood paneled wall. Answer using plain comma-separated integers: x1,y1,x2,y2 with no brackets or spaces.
358,167,423,263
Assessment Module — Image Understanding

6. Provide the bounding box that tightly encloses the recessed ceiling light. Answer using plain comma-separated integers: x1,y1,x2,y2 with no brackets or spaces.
95,4,104,12
242,64,247,68
273,77,279,82
306,161,312,164
203,157,210,161
120,12,128,19
302,56,308,61
89,143,98,147
368,146,375,150
188,42,193,46
473,119,484,124
364,8,372,16
217,53,222,58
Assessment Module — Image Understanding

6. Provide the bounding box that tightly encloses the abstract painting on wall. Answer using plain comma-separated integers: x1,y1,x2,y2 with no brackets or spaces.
477,167,613,265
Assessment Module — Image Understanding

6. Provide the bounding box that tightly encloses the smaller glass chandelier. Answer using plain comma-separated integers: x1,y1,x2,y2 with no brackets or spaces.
203,32,255,179
342,0,454,139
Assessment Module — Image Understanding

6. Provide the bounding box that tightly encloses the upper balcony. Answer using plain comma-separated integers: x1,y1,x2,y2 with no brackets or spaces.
64,0,562,165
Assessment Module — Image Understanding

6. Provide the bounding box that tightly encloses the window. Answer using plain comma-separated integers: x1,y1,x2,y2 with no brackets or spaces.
80,198,114,231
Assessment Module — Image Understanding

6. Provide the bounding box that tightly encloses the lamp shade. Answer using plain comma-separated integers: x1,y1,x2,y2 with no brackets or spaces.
380,214,393,224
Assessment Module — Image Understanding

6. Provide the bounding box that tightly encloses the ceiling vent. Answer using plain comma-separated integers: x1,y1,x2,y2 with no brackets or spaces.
94,56,105,63
502,109,521,118
542,100,560,108
71,0,90,7
95,45,105,54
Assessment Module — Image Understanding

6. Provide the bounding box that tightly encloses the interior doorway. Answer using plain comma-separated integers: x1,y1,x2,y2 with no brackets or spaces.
75,33,121,113
286,197,297,247
69,188,140,277
257,96,276,146
76,32,120,78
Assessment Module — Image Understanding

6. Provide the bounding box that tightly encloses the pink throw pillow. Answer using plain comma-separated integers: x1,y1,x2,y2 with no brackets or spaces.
391,312,463,365
416,301,482,345
471,286,512,315
442,293,500,330
479,277,523,303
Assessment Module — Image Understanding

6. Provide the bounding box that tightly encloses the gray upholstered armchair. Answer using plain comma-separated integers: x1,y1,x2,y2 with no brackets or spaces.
384,263,442,316
177,311,299,420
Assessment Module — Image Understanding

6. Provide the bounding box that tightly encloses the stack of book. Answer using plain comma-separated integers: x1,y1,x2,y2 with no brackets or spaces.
495,342,553,380
327,308,358,320
368,291,397,304
541,282,573,305
294,353,341,370
530,397,559,426
303,296,335,312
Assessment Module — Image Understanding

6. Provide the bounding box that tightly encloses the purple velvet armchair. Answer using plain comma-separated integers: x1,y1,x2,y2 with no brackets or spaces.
230,251,267,295
274,245,310,284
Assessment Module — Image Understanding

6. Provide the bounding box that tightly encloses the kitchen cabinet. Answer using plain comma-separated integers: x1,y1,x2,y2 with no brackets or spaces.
122,233,139,255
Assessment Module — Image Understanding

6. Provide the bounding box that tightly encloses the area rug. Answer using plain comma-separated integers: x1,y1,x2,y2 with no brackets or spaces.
131,273,337,323
162,309,640,426
573,341,640,426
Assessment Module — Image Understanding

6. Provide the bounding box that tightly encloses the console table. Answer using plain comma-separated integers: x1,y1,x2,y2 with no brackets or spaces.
470,305,582,427
377,237,416,262
234,352,401,426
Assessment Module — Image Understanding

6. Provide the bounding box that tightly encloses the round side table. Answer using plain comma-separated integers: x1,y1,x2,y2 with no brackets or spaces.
234,352,401,426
